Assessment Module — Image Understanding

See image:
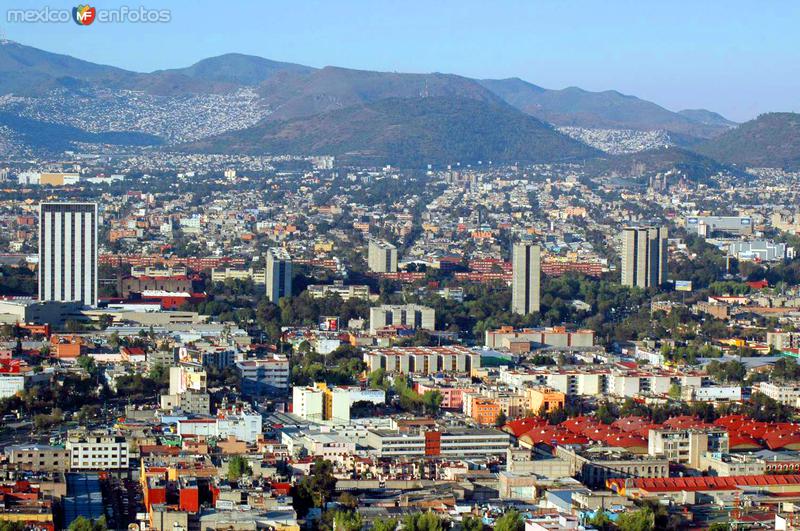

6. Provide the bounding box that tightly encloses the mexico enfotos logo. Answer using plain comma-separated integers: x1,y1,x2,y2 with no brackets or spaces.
7,5,171,24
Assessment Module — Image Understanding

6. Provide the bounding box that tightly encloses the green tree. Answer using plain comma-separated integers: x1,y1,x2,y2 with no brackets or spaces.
227,455,252,481
332,510,363,531
403,511,447,531
372,517,398,531
461,515,484,531
421,390,443,415
337,492,359,510
493,510,524,531
367,368,388,390
65,319,83,333
587,512,613,531
494,411,508,427
595,402,616,424
616,507,655,531
668,384,681,400
76,355,99,379
290,459,337,517
68,516,107,531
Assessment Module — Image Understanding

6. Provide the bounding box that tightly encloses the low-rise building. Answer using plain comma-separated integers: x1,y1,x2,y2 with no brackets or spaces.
5,444,71,472
307,281,371,301
555,445,669,488
66,430,130,470
363,345,480,375
756,381,800,406
485,326,595,350
369,304,435,335
365,428,510,458
211,267,267,285
292,383,385,423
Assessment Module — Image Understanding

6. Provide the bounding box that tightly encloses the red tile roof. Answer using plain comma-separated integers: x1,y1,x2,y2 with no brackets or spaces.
615,474,800,493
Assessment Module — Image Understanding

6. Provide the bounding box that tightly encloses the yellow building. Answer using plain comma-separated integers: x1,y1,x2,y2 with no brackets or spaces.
39,172,80,186
527,387,565,415
314,240,335,253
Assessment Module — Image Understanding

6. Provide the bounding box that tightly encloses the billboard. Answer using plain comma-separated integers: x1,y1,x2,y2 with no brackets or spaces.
319,316,339,331
675,280,693,292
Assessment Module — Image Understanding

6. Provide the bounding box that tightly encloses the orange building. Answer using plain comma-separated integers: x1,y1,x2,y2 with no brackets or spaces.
50,335,86,359
470,397,502,425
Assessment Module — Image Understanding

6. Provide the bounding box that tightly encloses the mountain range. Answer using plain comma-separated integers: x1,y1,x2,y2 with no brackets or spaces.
185,96,600,166
1,39,797,173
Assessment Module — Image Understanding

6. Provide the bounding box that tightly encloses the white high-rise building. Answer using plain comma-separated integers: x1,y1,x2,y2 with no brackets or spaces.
38,202,98,307
511,242,541,315
266,247,292,303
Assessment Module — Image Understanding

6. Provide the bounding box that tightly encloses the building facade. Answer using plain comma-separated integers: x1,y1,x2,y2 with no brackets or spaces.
368,240,398,273
6,445,71,472
39,202,98,307
265,248,292,303
369,304,435,335
66,431,130,470
511,242,541,315
620,226,668,289
236,355,290,396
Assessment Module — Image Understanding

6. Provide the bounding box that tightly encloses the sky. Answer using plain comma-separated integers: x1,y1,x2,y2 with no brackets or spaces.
2,0,799,122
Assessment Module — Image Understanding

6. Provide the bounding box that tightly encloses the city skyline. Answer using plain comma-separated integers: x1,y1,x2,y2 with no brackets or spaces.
2,4,800,530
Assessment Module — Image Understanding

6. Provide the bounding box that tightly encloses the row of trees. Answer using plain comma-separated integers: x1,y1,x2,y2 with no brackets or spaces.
325,505,525,531
595,392,794,425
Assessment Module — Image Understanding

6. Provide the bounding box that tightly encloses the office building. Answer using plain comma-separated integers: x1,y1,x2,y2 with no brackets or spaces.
293,383,386,423
368,240,398,273
648,427,729,468
265,247,292,303
236,355,290,396
756,381,800,407
362,345,481,375
176,408,263,443
307,281,371,301
5,445,71,473
365,428,510,458
39,202,98,307
168,365,207,395
511,242,541,315
685,215,753,237
66,430,130,470
211,267,266,285
369,304,435,334
620,226,668,288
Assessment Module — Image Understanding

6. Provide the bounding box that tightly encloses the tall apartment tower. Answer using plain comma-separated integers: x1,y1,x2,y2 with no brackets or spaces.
620,226,668,288
266,247,292,303
38,202,98,307
368,240,398,273
511,242,541,315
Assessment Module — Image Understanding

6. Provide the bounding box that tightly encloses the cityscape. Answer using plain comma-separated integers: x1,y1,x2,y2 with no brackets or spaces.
2,3,800,531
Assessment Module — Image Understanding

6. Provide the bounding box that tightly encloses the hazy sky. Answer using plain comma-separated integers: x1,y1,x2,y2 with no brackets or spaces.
3,0,798,121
